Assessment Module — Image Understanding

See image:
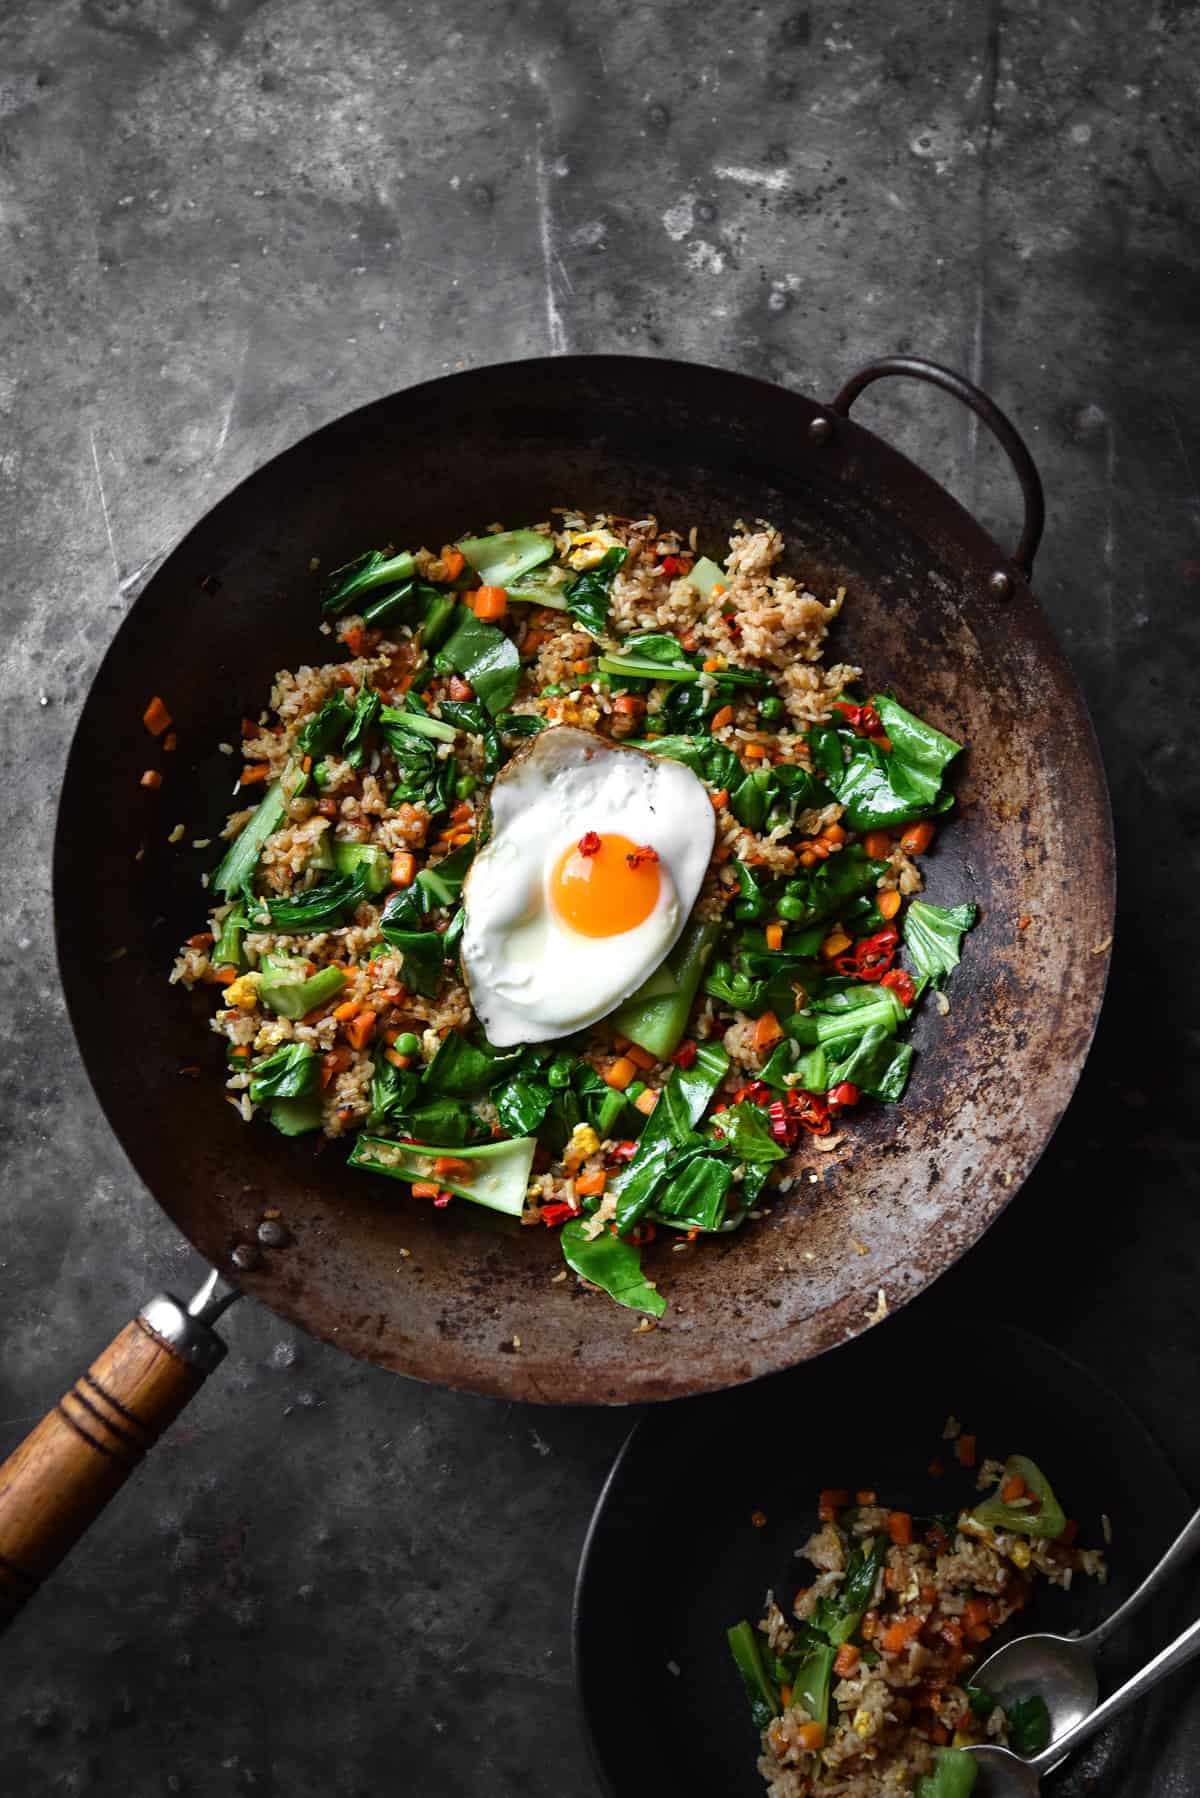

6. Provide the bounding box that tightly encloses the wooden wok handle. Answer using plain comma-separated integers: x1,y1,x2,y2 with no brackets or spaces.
0,1279,235,1630
827,354,1046,576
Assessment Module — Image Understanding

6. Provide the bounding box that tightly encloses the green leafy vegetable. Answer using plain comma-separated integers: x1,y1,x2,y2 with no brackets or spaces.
249,869,369,934
258,955,347,1020
332,840,392,894
824,1023,913,1103
458,529,554,587
727,1620,781,1731
420,1030,520,1097
612,1043,730,1235
971,1456,1067,1540
497,711,546,736
418,842,475,907
435,607,522,715
505,562,572,606
560,1217,666,1316
367,1055,420,1129
322,549,417,617
611,919,721,1060
875,696,963,805
914,1746,978,1798
811,1537,886,1646
440,697,501,778
821,697,963,832
348,1133,536,1216
342,686,381,769
379,700,458,747
249,1041,319,1104
903,899,978,987
965,1685,995,1720
211,903,249,973
296,694,354,758
650,1151,734,1231
267,1096,325,1135
710,1101,788,1165
1005,1694,1051,1756
210,780,289,897
379,927,445,998
563,545,627,638
687,555,726,599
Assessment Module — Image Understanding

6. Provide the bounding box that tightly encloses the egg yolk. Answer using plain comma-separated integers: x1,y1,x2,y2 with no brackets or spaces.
551,833,662,938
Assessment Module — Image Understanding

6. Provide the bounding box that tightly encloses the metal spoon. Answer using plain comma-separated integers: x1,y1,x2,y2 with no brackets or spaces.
971,1503,1200,1743
967,1610,1200,1794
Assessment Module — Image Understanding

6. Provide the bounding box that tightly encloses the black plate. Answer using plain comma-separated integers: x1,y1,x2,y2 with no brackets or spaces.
574,1316,1191,1797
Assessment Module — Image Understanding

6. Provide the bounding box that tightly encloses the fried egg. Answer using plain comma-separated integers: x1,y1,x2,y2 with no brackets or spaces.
461,727,715,1046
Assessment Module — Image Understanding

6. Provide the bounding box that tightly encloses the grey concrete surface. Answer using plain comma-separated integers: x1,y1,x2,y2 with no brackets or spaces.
1,0,1198,1792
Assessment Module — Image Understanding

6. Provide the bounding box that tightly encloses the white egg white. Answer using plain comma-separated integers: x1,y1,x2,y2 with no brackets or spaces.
461,727,715,1046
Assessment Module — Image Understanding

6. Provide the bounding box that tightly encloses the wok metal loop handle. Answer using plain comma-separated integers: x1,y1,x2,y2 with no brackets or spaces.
827,355,1045,577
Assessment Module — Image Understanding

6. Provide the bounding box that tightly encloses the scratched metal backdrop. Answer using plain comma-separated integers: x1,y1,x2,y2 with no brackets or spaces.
54,356,1114,1403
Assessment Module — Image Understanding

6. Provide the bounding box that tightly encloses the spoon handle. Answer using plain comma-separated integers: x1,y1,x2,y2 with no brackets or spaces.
1031,1610,1200,1774
1087,1503,1200,1650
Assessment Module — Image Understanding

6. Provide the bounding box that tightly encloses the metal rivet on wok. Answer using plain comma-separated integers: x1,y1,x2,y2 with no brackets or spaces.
989,570,1012,599
808,416,833,446
231,1242,262,1271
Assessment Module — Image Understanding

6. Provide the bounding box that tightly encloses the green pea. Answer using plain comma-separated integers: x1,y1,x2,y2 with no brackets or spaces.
733,897,766,922
546,1058,573,1089
777,894,810,921
454,772,478,799
313,760,331,788
758,694,784,722
541,684,563,698
394,1031,421,1056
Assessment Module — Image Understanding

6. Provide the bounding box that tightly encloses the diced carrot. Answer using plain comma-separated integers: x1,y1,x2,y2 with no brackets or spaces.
821,930,852,960
143,696,172,736
411,1181,440,1200
955,1433,977,1468
572,659,592,676
447,674,475,701
634,1087,659,1116
1001,1473,1027,1504
711,705,734,731
604,1056,636,1091
228,1045,251,1061
613,693,646,717
900,821,936,856
966,1623,993,1646
796,1723,825,1752
753,1011,783,1054
521,629,550,657
140,768,162,789
856,1489,877,1504
765,922,784,952
833,1643,860,1677
342,624,366,656
471,585,508,621
888,1511,914,1547
625,1043,657,1072
877,888,902,921
433,1156,472,1180
163,732,178,752
214,967,238,985
817,1488,849,1522
798,849,819,870
963,1597,989,1630
441,546,466,579
391,851,416,888
821,822,848,847
347,1009,377,1050
333,1000,361,1022
779,1684,793,1708
679,630,698,651
742,742,767,761
575,1170,607,1198
384,1050,411,1070
450,800,473,825
710,788,728,810
239,764,270,786
881,1616,923,1655
863,830,894,859
187,932,214,949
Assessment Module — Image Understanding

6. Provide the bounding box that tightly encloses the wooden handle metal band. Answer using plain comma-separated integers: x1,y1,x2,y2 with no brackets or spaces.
0,1317,206,1629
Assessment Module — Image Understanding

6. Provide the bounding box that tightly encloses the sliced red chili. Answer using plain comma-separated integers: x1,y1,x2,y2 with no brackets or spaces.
880,968,916,1007
626,844,659,870
833,925,900,982
578,830,602,857
540,1201,579,1227
670,1040,698,1068
433,1189,454,1208
827,1081,861,1109
660,554,691,577
767,1099,797,1146
609,1139,639,1163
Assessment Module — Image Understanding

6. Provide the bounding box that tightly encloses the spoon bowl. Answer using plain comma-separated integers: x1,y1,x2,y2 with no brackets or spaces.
967,1742,1042,1797
972,1630,1098,1752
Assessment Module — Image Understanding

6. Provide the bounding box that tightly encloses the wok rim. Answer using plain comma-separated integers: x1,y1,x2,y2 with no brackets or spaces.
52,351,1116,1405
